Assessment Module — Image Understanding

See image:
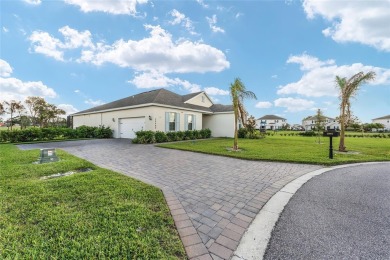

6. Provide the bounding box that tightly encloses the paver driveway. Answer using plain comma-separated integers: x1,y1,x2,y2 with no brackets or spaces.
19,139,322,259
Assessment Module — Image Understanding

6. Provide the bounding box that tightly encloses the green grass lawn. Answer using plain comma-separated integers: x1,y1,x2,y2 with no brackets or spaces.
0,144,186,259
158,136,390,166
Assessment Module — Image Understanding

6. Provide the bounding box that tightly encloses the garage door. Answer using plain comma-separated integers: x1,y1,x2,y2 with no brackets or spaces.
119,117,145,139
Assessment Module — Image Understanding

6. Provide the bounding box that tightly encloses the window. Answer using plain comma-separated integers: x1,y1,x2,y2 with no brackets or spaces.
201,96,205,103
165,112,180,131
185,114,196,130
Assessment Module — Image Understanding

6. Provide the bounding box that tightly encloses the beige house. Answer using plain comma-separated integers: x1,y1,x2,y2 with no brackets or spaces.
71,88,234,138
256,115,287,130
372,115,390,130
302,115,340,131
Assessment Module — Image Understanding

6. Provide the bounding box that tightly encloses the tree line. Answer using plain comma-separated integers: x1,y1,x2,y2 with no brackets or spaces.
0,97,66,130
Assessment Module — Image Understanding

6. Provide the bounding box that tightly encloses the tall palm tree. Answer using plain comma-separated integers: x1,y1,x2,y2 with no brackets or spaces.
230,78,257,151
336,71,375,152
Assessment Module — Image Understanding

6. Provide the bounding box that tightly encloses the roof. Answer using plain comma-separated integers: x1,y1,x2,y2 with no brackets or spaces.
372,115,390,120
303,115,335,121
73,88,233,115
257,115,286,120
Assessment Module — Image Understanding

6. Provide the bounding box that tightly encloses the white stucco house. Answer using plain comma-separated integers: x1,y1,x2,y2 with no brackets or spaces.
302,115,340,131
256,115,287,130
70,88,234,138
372,115,390,130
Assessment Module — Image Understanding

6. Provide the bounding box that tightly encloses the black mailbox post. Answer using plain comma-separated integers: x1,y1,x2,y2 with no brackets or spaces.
323,131,340,159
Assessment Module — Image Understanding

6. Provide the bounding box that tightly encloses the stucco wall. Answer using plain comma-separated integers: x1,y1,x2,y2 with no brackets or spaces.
185,93,213,108
73,105,204,138
373,118,390,130
203,113,234,137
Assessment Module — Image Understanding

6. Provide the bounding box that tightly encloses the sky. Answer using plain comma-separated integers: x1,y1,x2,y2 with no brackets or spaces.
1,0,389,125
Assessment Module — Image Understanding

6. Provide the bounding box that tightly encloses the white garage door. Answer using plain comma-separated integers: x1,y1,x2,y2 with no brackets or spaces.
119,117,145,139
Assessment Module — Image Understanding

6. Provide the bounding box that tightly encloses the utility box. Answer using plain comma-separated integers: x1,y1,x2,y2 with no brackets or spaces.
39,148,59,163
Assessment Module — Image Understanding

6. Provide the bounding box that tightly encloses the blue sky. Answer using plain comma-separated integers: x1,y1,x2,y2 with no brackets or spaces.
1,0,389,124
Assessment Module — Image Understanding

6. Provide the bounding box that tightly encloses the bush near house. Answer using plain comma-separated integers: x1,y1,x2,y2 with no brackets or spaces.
0,125,113,143
132,129,212,144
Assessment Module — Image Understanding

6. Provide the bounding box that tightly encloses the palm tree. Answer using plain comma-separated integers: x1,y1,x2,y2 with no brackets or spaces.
336,71,375,152
230,78,257,151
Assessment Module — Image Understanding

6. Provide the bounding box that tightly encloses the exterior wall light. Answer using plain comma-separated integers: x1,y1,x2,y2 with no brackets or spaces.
149,115,152,120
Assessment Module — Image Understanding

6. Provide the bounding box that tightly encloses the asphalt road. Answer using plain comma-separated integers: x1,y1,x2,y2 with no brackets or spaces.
264,163,390,260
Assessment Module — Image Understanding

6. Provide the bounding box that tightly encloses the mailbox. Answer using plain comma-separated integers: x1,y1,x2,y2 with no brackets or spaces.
323,131,340,137
322,131,340,159
39,148,59,163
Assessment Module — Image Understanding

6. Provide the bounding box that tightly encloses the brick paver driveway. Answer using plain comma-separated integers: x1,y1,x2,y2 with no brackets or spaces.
19,139,322,259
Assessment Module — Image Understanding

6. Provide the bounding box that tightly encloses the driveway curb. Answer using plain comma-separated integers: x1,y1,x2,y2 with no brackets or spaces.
232,161,390,260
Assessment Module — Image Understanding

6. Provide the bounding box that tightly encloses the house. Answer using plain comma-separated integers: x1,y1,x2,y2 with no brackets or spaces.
302,115,340,131
71,88,234,138
256,115,287,130
372,115,390,131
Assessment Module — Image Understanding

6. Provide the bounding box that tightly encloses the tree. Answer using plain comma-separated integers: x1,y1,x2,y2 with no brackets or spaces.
314,109,326,144
230,78,257,150
3,100,25,130
25,96,46,126
336,71,376,152
244,115,257,138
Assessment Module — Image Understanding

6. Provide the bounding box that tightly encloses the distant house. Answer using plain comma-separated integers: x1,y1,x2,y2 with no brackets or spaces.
302,115,340,131
71,88,234,138
372,115,390,130
256,115,287,130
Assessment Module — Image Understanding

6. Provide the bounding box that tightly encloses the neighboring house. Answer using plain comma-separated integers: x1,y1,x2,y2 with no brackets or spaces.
71,88,234,138
302,115,340,131
291,124,305,131
256,115,287,130
372,115,390,130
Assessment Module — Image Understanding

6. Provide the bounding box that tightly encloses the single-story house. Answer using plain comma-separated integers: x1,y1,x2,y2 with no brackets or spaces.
256,115,287,130
70,88,234,138
372,115,390,130
302,115,340,131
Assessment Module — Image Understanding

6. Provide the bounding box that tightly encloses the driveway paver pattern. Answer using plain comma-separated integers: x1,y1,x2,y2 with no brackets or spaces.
19,139,322,259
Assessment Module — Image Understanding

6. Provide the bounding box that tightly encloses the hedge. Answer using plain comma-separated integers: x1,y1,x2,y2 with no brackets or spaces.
0,125,113,143
132,129,212,144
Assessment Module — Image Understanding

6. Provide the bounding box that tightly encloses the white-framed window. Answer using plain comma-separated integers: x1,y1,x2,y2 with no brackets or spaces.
185,114,196,130
165,112,180,131
201,96,205,102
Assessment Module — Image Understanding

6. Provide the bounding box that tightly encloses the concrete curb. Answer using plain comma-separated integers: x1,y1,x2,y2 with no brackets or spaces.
232,162,390,260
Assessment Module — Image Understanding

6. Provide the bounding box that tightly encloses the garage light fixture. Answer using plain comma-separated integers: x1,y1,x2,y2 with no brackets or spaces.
149,115,152,120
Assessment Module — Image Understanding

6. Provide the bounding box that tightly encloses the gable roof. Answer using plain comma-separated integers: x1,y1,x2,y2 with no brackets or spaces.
257,115,286,120
73,88,233,115
372,115,390,120
303,115,335,121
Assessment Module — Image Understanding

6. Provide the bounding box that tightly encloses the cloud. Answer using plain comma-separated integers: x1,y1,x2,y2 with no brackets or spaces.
274,97,315,112
196,0,209,8
24,0,41,5
277,53,390,97
169,9,197,35
235,12,243,19
64,0,148,15
80,24,229,73
2,27,9,33
85,99,105,106
29,26,94,61
303,0,390,52
255,101,273,109
57,104,79,115
206,15,225,33
204,87,229,96
271,75,278,79
0,59,13,77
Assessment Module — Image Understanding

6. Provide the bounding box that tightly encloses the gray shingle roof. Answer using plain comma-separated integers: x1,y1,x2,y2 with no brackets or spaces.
210,104,234,113
372,115,390,120
73,88,233,115
257,115,286,120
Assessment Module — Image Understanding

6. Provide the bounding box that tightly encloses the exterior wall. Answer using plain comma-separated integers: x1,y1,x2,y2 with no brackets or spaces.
73,105,204,138
302,118,340,131
372,118,390,130
203,113,234,137
256,119,286,130
185,93,213,108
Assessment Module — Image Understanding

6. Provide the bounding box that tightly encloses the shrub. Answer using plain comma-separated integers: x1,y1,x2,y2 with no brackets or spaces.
298,131,316,137
184,130,193,140
176,131,184,141
238,128,247,138
200,128,211,139
135,130,156,144
155,131,168,143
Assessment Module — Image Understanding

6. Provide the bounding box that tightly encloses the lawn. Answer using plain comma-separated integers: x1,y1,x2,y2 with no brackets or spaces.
157,136,390,166
0,144,186,259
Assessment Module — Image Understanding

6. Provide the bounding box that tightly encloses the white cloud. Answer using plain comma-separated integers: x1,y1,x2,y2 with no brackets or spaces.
206,15,225,33
274,97,315,112
255,101,273,109
235,13,243,19
277,53,390,97
81,24,229,73
2,27,9,33
196,0,209,8
24,0,41,5
204,87,229,96
169,9,197,35
29,26,95,61
0,59,57,102
303,0,390,52
0,59,13,77
57,104,79,115
271,75,278,79
85,99,105,106
64,0,148,15
129,71,201,93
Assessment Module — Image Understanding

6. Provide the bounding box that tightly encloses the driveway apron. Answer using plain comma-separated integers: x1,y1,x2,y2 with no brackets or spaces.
18,139,322,259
